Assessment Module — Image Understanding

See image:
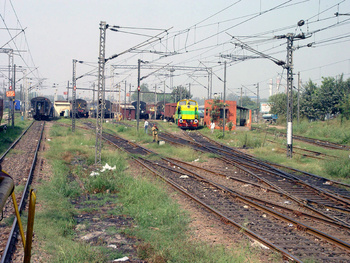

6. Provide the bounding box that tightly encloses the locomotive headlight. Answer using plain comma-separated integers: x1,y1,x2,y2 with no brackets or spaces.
179,119,183,123
194,119,198,124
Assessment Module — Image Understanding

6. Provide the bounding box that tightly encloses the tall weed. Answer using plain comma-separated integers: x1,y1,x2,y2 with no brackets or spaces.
323,156,350,179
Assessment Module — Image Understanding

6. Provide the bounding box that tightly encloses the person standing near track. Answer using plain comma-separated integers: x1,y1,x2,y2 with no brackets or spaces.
210,121,215,133
152,123,158,142
144,120,149,133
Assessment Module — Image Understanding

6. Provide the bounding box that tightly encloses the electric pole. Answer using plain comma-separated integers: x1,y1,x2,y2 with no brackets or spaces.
72,60,77,132
163,81,166,117
297,72,300,125
256,83,259,123
92,82,95,115
286,34,294,158
275,20,307,158
137,59,141,131
124,80,127,120
154,85,157,119
66,81,69,101
24,69,29,119
240,86,243,107
95,21,107,165
223,60,226,138
11,64,15,128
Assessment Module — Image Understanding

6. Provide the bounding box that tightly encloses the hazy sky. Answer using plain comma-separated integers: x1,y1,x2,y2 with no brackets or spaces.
1,0,350,101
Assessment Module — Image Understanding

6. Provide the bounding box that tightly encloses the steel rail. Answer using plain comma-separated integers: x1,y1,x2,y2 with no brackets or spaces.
197,132,350,193
165,157,350,230
149,157,350,253
258,128,350,151
194,134,350,207
1,121,45,263
134,157,301,262
161,131,350,208
0,121,34,162
183,131,350,209
159,131,350,226
214,150,350,210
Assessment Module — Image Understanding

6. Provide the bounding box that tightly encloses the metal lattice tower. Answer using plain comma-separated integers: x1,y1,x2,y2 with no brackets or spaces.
286,35,294,158
95,21,107,165
72,59,77,132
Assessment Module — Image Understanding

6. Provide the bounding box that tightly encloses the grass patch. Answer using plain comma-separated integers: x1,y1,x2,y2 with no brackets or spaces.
323,154,350,179
117,170,263,263
0,116,32,155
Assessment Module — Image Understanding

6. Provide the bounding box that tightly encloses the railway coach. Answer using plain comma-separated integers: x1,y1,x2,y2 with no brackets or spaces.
174,99,200,129
30,97,53,120
0,98,5,130
0,98,3,125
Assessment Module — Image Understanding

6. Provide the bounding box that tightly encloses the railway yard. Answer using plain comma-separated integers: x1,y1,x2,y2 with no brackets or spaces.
1,118,350,263
2,1,350,262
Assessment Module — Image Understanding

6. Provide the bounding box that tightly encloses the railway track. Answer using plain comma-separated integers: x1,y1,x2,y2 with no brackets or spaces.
158,131,350,225
138,157,350,262
75,123,350,262
255,128,350,151
187,132,350,201
0,121,44,263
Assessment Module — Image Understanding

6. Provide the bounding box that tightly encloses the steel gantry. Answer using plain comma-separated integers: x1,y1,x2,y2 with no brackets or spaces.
95,21,107,165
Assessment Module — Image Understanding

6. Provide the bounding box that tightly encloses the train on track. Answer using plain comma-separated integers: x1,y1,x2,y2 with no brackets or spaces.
0,98,4,129
73,98,89,118
30,97,54,120
131,100,148,119
174,99,200,129
0,98,3,122
89,100,116,119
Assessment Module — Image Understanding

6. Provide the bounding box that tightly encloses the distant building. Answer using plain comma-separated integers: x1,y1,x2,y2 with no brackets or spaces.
54,101,70,117
203,99,252,130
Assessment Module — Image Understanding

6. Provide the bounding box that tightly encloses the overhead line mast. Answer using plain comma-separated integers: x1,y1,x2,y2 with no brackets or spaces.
276,20,307,158
95,21,107,166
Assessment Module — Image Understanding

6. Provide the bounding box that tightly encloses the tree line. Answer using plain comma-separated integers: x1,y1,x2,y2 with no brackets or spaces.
269,75,350,121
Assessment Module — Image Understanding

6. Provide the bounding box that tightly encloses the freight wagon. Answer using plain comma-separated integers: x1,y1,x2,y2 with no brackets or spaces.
164,103,177,122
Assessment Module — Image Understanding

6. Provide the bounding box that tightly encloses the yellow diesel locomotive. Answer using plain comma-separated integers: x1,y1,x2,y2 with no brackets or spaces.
174,99,199,129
